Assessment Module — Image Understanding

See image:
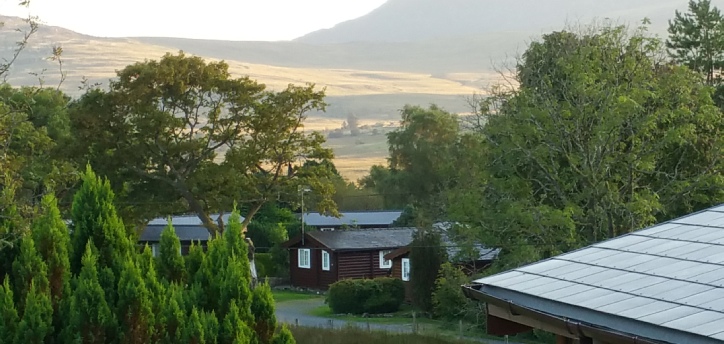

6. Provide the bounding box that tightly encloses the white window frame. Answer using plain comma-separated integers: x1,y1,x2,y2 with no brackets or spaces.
151,243,159,257
401,258,410,281
379,250,393,269
298,249,311,269
322,250,331,271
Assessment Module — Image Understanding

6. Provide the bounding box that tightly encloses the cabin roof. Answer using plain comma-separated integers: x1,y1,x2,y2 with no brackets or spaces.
300,211,402,227
464,204,724,344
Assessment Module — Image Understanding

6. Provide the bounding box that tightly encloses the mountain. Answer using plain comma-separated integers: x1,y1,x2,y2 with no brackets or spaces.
295,0,693,44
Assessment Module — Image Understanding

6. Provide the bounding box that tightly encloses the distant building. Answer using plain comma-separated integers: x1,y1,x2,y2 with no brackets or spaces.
298,210,403,231
139,213,244,256
463,204,724,344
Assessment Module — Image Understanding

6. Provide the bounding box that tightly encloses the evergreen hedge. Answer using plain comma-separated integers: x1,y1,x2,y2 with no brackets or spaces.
326,277,404,314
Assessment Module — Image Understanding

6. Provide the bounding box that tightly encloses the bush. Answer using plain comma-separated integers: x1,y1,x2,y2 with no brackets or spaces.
327,278,404,314
255,253,276,277
432,262,471,320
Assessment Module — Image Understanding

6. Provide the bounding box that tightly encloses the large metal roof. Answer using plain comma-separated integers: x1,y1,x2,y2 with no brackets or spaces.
300,211,402,227
469,204,724,344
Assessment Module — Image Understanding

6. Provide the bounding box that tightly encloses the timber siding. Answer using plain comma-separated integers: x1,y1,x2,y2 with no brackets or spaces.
282,228,413,290
390,254,413,302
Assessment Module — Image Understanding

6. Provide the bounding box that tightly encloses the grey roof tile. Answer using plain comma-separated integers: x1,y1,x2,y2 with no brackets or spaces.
140,225,211,242
308,227,414,250
471,204,724,343
301,211,402,227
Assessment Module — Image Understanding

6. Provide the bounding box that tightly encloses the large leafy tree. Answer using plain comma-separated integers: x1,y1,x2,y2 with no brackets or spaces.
360,104,461,216
69,52,337,234
450,22,724,269
667,0,724,85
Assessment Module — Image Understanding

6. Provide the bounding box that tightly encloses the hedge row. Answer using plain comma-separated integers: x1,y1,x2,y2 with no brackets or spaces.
327,277,405,314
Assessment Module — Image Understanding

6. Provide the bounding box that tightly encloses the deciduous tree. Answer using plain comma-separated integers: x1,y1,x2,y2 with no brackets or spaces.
69,52,338,234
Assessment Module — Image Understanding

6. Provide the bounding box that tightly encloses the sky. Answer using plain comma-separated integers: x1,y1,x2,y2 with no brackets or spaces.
0,0,387,41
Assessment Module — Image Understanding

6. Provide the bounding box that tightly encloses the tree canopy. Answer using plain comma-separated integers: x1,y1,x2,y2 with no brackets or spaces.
69,52,338,234
448,22,724,269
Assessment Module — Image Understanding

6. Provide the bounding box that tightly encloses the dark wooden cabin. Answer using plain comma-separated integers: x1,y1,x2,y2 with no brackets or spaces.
384,236,500,302
281,228,415,290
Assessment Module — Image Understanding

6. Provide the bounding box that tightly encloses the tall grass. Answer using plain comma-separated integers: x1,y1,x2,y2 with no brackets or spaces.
289,326,476,344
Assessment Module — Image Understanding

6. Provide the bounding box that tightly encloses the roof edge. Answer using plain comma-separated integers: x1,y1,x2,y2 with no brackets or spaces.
462,284,671,344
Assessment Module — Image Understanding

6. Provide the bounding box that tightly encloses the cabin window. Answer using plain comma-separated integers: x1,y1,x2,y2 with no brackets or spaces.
322,250,331,271
379,250,393,269
401,258,410,281
298,249,311,269
151,244,159,257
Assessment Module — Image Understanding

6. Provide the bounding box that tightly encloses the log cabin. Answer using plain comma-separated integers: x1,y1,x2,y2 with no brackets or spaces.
281,227,415,290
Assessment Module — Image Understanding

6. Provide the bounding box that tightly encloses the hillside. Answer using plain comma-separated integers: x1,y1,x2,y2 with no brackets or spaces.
295,0,692,44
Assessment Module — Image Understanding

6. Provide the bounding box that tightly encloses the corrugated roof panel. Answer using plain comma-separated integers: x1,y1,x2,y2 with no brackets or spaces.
652,225,715,241
634,222,684,236
577,291,634,308
638,239,691,255
517,279,578,296
685,230,724,244
673,211,724,226
538,283,595,300
635,305,702,325
605,274,668,293
672,245,724,261
593,234,650,249
556,265,609,280
473,270,524,285
516,258,571,274
595,295,659,314
574,269,628,286
495,274,548,290
689,267,724,284
677,288,724,308
687,315,724,336
617,299,679,319
660,311,724,335
555,287,613,305
661,242,714,258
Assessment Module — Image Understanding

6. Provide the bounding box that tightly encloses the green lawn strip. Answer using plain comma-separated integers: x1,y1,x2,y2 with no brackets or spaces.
272,290,324,303
307,304,549,344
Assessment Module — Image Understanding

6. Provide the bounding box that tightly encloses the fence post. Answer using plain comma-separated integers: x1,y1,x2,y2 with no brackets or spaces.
458,319,463,339
295,318,298,327
412,311,417,334
328,319,333,329
367,321,371,332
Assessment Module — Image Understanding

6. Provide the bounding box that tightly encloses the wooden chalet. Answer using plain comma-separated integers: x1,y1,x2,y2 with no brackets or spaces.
281,228,415,290
385,233,500,302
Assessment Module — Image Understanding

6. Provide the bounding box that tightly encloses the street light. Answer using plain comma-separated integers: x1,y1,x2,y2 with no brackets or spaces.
299,185,311,245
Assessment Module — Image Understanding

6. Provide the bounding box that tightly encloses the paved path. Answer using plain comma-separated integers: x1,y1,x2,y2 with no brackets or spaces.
274,298,520,344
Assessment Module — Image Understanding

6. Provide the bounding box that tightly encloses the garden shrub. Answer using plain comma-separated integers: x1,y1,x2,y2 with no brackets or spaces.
255,253,276,277
327,277,404,314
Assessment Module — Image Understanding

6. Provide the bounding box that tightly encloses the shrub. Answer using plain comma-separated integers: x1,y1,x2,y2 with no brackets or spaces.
432,262,471,320
327,278,404,314
255,253,276,277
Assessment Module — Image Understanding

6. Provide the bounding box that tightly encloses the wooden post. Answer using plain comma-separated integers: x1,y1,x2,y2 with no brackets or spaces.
367,321,371,332
458,319,463,339
295,318,299,327
412,311,417,334
328,319,333,329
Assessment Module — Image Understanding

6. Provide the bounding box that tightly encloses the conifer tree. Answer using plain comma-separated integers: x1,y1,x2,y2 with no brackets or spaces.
31,194,71,311
409,227,446,312
251,281,277,344
185,241,205,284
202,310,220,344
158,222,186,283
14,281,53,344
159,284,186,344
12,235,49,313
69,165,133,276
0,276,19,344
181,307,205,344
68,242,115,344
221,300,254,344
220,255,253,321
272,325,296,344
117,259,153,343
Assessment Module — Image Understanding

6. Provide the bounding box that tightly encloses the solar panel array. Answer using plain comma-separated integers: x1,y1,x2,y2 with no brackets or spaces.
473,205,724,341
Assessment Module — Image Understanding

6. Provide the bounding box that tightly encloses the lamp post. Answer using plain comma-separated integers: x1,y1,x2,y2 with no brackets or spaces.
299,185,311,245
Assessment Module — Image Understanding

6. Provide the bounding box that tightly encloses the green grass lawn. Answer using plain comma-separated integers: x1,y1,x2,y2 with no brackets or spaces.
272,290,324,303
